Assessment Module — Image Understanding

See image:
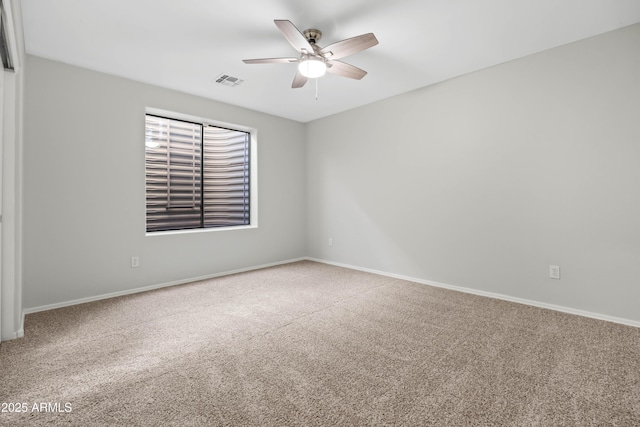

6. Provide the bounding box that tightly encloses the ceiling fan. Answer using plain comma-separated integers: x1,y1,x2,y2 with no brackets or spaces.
243,20,378,88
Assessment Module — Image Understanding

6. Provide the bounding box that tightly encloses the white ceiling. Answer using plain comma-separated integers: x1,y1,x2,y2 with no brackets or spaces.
20,0,640,123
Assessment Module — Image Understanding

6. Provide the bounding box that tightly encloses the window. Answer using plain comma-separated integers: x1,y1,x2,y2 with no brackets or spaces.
145,113,253,233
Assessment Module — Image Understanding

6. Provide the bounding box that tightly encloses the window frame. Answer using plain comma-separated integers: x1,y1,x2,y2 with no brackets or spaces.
144,107,258,236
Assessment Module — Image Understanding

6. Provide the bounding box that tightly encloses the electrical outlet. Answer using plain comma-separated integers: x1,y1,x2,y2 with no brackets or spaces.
131,256,140,268
328,238,333,247
549,265,560,279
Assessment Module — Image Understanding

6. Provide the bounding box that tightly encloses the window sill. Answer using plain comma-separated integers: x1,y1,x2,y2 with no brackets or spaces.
146,224,257,237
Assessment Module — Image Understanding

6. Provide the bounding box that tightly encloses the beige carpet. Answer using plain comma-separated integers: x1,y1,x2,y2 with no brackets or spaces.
1,261,639,426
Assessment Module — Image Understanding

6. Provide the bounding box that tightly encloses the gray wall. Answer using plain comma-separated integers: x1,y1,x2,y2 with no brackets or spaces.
23,23,640,324
23,55,307,309
307,24,640,322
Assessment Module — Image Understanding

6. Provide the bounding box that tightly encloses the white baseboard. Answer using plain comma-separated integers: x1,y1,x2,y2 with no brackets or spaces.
20,256,640,331
22,257,307,316
2,328,24,341
306,257,640,329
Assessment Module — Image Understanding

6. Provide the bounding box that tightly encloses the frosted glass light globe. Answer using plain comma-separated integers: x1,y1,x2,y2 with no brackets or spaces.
298,58,327,78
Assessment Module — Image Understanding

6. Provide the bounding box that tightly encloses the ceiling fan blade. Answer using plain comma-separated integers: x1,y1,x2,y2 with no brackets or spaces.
275,20,314,54
320,33,378,60
326,60,367,80
243,57,298,64
292,71,308,88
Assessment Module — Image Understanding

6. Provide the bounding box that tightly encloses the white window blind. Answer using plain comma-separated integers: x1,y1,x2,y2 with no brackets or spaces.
145,114,250,232
203,126,250,227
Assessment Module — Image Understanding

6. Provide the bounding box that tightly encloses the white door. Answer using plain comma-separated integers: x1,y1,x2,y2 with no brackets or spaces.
0,23,5,341
0,56,4,342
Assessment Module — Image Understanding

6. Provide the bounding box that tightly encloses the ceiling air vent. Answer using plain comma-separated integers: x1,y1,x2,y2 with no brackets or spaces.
214,73,244,87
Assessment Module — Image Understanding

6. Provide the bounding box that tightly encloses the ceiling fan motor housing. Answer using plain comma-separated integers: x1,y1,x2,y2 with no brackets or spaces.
303,29,322,45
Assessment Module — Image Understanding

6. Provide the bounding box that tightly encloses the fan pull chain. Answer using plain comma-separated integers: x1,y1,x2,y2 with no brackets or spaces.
315,78,319,101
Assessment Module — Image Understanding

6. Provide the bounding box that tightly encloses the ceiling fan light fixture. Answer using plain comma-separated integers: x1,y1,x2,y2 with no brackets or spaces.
298,57,326,78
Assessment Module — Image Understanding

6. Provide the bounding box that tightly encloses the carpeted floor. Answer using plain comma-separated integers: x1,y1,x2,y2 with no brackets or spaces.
1,260,639,426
